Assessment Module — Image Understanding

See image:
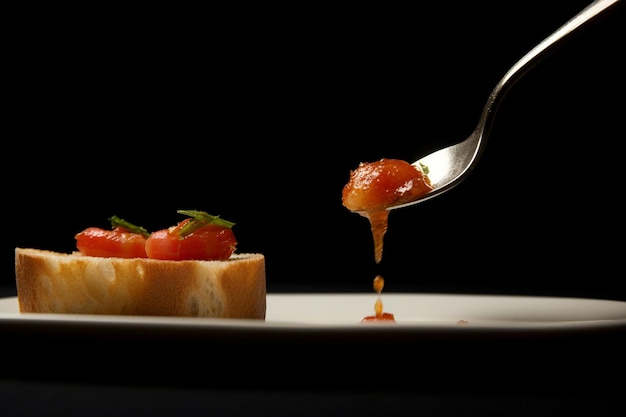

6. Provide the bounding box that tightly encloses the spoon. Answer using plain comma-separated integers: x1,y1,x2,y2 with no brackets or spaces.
393,0,621,210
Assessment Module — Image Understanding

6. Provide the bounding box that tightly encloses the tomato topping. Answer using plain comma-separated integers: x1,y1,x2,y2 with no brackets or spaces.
75,227,149,258
145,218,237,261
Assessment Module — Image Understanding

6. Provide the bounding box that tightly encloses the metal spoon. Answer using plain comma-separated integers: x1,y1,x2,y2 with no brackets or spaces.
392,0,621,210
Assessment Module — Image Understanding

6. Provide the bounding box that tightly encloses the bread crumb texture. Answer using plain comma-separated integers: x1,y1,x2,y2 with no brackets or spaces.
15,248,266,319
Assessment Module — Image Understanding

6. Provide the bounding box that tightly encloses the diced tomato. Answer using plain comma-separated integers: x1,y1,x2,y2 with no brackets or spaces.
145,218,237,261
75,227,148,258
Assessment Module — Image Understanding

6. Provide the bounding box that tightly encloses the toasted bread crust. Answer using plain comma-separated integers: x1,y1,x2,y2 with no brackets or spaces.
15,248,266,319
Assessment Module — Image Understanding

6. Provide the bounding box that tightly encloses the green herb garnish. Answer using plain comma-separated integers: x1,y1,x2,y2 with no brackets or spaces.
177,210,235,238
108,215,151,238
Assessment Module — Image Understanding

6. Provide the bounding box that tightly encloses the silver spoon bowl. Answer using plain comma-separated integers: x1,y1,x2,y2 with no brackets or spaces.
392,0,621,210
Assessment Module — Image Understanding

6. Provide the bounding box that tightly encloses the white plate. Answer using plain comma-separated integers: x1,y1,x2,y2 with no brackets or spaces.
1,293,626,340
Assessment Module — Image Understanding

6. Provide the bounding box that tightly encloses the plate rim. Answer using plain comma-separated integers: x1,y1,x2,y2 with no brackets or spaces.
2,293,626,334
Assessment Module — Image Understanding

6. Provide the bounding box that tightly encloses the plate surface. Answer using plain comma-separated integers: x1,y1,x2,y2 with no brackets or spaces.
2,293,626,336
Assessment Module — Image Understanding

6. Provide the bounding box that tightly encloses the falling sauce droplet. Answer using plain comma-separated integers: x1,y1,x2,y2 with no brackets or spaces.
361,275,395,322
374,296,383,317
373,275,384,317
373,275,385,293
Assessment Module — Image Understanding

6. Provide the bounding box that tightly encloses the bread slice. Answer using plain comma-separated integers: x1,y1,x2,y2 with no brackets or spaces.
14,247,266,319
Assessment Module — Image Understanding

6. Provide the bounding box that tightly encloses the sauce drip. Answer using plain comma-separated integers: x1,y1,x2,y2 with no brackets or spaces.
343,158,432,323
361,275,395,322
362,209,389,264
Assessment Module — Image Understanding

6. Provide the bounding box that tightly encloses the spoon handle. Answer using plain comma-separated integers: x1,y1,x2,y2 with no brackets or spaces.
479,0,621,134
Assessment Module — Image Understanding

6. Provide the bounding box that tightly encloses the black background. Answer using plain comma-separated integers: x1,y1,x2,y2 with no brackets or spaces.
2,2,625,415
4,1,624,300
